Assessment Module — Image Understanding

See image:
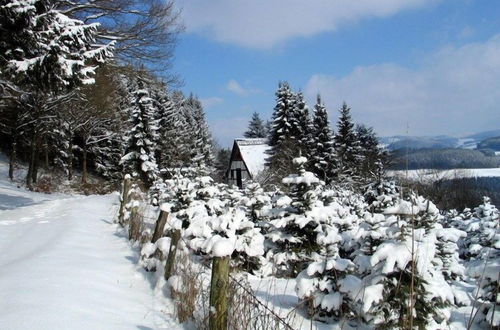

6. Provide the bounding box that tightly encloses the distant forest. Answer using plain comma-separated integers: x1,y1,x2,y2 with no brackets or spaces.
389,148,500,170
478,136,500,151
414,177,500,210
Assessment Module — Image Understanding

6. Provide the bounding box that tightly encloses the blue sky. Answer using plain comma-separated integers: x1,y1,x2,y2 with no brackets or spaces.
172,0,500,147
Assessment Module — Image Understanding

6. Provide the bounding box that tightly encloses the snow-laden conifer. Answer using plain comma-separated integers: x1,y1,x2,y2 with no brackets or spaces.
266,156,328,276
310,95,337,184
334,102,364,186
0,0,113,92
244,112,267,138
121,80,159,187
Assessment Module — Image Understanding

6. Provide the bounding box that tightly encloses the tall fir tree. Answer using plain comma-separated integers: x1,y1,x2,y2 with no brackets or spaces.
293,92,314,162
120,79,159,187
244,112,267,138
184,94,214,170
310,95,337,184
0,0,113,93
334,102,364,185
267,82,301,181
356,124,385,182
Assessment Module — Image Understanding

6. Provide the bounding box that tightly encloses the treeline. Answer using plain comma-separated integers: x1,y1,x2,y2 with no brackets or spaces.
0,1,219,191
478,136,500,151
407,176,500,210
243,82,388,188
389,148,500,170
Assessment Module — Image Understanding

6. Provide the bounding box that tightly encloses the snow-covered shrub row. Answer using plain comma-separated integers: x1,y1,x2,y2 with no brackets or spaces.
444,197,499,327
133,157,498,329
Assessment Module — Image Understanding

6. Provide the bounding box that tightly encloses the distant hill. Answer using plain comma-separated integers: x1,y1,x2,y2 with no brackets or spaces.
381,129,500,151
380,135,458,150
477,136,500,151
388,148,500,170
464,129,500,141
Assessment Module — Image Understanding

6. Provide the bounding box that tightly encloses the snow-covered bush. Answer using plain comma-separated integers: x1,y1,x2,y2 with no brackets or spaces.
184,205,265,272
297,186,462,328
447,197,499,327
266,157,327,277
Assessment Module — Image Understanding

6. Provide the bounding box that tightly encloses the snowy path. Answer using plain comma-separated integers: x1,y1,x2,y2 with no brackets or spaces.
0,181,177,329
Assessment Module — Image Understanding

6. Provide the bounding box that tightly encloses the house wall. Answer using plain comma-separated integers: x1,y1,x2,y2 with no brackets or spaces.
227,160,250,188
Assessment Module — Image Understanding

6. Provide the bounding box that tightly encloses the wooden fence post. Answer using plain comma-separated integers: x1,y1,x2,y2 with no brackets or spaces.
164,229,181,281
209,256,230,330
117,175,131,226
152,210,169,243
128,202,141,241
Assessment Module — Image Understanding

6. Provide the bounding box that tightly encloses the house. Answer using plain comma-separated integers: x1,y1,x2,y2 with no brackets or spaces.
227,138,270,188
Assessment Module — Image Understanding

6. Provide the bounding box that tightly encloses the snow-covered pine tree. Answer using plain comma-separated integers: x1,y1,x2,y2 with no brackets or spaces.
363,194,454,328
151,84,190,175
0,0,113,93
293,92,314,163
450,197,499,327
91,115,123,182
120,80,159,187
171,178,262,271
297,184,457,328
295,186,365,324
356,124,386,183
182,94,214,171
310,95,337,184
267,82,301,181
190,95,215,169
334,102,364,186
242,182,272,224
266,156,324,276
244,112,267,138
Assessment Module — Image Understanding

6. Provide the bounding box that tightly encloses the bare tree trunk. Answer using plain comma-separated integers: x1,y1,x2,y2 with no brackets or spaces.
44,136,49,169
68,137,73,181
26,132,37,188
81,144,88,184
32,146,39,185
9,140,16,181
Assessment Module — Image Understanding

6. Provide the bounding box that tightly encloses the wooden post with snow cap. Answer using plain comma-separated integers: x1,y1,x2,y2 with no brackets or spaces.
128,200,141,241
209,239,233,330
118,174,132,226
164,229,181,281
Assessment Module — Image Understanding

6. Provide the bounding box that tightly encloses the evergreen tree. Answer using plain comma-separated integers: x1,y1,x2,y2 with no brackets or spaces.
244,112,267,138
356,124,386,183
120,80,159,187
293,92,314,161
0,0,113,93
184,94,214,170
310,95,337,184
334,102,364,185
266,156,323,276
267,82,300,181
213,147,231,182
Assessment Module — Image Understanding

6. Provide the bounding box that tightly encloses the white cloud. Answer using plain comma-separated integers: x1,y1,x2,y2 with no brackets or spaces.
208,117,248,147
226,79,259,96
200,97,223,109
177,0,439,48
305,35,500,136
226,79,247,95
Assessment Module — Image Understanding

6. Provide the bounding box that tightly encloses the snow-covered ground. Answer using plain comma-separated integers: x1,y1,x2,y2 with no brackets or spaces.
0,161,180,329
389,168,500,182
